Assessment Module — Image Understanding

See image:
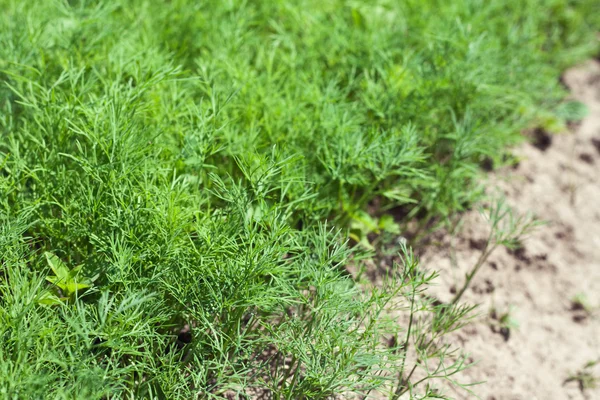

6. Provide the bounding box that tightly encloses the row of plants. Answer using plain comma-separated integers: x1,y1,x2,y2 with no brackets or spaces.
0,0,598,398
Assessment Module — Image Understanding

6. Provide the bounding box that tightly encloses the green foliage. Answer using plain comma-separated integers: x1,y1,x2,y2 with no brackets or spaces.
40,251,95,304
0,0,598,398
452,198,541,305
565,359,600,393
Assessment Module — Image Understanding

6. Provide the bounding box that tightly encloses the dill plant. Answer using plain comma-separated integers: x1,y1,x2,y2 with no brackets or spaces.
0,0,599,398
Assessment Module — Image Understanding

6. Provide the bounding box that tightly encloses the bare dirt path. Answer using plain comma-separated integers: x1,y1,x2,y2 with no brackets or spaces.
419,60,600,399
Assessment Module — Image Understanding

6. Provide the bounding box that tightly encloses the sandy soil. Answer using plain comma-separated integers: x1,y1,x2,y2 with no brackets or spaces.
417,60,600,399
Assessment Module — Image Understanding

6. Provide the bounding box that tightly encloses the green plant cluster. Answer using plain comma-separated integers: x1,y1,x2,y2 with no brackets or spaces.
0,0,598,398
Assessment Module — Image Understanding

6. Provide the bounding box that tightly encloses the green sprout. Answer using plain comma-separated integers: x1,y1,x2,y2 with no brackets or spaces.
565,359,600,393
38,252,94,305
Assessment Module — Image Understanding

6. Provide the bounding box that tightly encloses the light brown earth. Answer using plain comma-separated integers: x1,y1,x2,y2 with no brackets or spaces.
417,60,600,399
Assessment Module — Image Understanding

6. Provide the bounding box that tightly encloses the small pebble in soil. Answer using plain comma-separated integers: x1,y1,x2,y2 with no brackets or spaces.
579,152,594,164
480,157,494,171
177,325,192,347
572,313,588,323
591,137,600,154
469,238,487,250
532,128,552,151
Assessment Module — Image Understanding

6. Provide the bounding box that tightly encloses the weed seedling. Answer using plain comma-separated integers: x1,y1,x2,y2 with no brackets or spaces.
490,305,519,341
571,293,594,314
38,252,95,305
565,359,600,393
